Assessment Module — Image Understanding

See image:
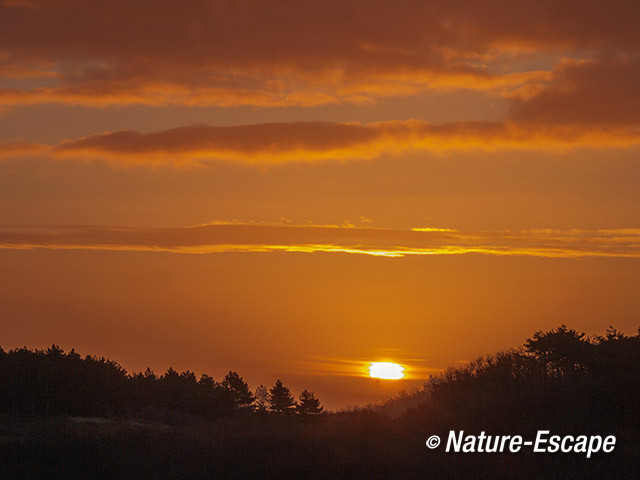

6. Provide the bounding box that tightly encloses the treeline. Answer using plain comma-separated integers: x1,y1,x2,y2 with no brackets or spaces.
0,345,322,420
396,325,639,436
0,326,638,479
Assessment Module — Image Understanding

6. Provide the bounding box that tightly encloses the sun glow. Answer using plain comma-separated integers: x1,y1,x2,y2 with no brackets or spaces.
368,362,405,380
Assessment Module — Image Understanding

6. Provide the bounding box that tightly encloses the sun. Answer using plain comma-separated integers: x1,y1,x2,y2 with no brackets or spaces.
368,362,405,380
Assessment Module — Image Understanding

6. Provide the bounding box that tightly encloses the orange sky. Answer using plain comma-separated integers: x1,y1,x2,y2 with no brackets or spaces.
1,0,639,408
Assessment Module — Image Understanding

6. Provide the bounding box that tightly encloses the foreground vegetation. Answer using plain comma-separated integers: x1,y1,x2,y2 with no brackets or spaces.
1,325,638,479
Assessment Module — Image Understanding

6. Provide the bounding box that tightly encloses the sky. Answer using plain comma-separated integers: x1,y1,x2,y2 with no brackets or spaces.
1,0,639,409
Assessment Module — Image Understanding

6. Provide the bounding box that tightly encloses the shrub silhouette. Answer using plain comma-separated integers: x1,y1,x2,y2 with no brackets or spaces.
253,384,269,413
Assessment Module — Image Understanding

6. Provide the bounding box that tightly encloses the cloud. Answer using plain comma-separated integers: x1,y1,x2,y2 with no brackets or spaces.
0,141,49,157
1,0,638,107
2,119,638,166
1,224,639,259
508,57,640,126
55,122,381,164
45,120,640,164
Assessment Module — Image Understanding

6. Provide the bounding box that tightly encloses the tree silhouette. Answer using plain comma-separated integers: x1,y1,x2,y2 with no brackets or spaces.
524,324,590,374
221,371,254,409
268,379,296,414
296,389,324,416
1,326,639,478
253,384,269,413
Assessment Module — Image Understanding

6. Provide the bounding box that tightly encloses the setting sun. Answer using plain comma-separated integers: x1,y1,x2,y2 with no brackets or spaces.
368,362,405,380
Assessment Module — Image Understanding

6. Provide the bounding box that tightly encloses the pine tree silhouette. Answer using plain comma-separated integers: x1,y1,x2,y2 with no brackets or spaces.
268,379,296,414
221,371,254,409
296,389,324,415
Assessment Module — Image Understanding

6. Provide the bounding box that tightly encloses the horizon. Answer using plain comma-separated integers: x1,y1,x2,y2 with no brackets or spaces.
3,322,637,413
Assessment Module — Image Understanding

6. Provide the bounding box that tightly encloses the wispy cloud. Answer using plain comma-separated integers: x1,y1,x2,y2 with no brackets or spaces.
1,224,639,259
0,141,49,156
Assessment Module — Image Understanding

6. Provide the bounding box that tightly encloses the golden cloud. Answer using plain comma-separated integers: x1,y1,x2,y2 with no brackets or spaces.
1,224,639,259
2,119,639,165
0,120,632,165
